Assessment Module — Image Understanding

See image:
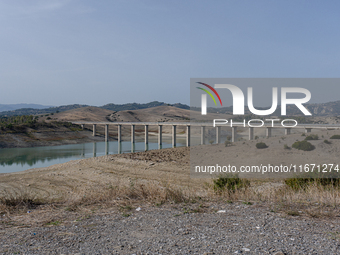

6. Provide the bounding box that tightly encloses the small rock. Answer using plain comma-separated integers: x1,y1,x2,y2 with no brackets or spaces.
217,210,226,213
136,207,141,211
242,248,250,252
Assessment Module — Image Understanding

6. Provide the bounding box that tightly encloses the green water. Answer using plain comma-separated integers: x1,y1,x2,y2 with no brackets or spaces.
0,138,186,174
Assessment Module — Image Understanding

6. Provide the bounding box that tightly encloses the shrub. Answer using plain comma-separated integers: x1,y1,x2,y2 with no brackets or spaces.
46,117,52,120
285,174,340,191
330,135,340,139
301,133,306,136
256,142,268,149
292,140,315,151
213,174,250,193
254,136,259,140
324,139,331,144
224,140,232,147
304,134,318,140
284,144,290,150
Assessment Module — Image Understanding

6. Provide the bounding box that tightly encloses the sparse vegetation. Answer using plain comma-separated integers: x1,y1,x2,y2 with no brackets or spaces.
284,144,290,150
224,140,232,147
324,139,332,144
256,142,268,149
304,134,318,140
330,135,340,139
0,114,82,135
292,140,315,151
213,174,250,193
285,174,340,191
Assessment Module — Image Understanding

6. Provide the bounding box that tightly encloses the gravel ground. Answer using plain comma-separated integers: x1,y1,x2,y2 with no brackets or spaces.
1,202,340,255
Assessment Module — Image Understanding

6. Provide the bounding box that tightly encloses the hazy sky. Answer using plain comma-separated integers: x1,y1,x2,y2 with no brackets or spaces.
1,0,340,106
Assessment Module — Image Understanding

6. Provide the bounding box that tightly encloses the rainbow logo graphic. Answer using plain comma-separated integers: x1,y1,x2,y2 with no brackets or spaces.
196,82,223,115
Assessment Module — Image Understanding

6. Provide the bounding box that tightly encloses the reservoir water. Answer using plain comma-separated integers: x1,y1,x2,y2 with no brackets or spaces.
0,138,187,174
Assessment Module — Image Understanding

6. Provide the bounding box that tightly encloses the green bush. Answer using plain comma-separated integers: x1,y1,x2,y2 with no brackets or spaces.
292,140,315,151
224,140,232,147
330,135,340,139
324,139,331,144
284,144,290,150
304,134,318,140
285,174,340,191
254,135,259,140
256,142,268,149
213,174,250,193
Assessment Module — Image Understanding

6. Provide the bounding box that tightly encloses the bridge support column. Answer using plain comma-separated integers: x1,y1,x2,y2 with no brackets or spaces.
232,127,237,142
249,127,254,140
145,125,149,151
93,142,97,157
201,126,205,145
186,126,190,147
216,126,221,144
266,127,272,137
105,124,109,142
172,125,176,148
105,142,109,155
158,125,162,149
305,128,312,133
92,124,96,136
117,125,122,154
285,128,291,135
131,125,135,152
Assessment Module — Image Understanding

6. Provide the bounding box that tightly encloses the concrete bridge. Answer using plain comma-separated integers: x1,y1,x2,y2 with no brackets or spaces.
71,121,340,152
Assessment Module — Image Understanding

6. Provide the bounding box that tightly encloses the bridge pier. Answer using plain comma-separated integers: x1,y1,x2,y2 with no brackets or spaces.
172,125,176,148
117,125,122,154
216,126,221,144
232,127,237,142
305,128,312,133
93,142,97,157
158,125,162,149
285,128,291,135
186,126,190,147
145,125,149,151
249,127,254,140
105,142,109,155
266,127,272,137
105,125,109,142
131,125,135,152
117,125,122,143
92,124,96,136
201,126,205,145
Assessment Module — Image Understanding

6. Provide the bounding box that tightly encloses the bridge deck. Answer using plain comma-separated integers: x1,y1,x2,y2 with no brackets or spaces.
71,121,340,129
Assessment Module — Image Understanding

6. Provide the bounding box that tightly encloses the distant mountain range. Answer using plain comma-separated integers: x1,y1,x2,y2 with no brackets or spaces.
0,104,53,112
1,100,340,117
0,101,189,117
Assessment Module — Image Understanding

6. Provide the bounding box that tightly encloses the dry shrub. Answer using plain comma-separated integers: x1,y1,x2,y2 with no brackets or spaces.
61,179,198,211
0,188,52,213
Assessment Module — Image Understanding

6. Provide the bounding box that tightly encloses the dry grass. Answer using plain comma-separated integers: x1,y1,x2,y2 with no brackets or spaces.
0,179,204,215
1,178,340,220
